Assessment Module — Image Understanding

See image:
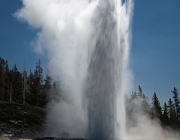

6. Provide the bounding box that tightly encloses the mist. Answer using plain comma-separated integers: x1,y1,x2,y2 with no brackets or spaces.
126,97,180,140
15,0,179,139
16,0,94,138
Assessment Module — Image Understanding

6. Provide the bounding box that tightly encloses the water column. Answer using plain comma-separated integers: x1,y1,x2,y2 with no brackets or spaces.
16,0,133,138
85,0,125,139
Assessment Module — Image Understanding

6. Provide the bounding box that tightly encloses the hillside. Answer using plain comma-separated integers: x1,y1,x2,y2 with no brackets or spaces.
0,101,46,139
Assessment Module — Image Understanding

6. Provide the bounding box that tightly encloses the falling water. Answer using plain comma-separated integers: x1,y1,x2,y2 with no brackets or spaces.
16,0,133,139
85,0,132,139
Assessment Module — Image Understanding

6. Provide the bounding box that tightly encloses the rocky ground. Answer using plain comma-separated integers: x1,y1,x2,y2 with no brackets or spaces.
34,138,84,140
0,122,45,139
0,101,45,139
0,102,85,140
0,122,84,140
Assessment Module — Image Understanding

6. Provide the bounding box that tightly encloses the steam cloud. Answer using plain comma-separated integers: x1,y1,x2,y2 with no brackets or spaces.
126,98,180,140
16,0,99,137
15,0,179,139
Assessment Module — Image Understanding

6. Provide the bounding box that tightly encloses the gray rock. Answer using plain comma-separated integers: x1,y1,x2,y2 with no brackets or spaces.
9,120,18,124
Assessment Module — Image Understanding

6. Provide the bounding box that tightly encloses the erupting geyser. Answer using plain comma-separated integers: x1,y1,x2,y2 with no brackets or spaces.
16,0,133,139
85,1,132,139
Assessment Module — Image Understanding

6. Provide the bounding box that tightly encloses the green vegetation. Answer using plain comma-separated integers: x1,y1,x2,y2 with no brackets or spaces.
0,57,57,107
0,56,180,130
0,101,46,129
127,85,180,130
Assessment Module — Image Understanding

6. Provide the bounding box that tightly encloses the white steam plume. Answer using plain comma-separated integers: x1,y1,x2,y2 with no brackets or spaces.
16,0,99,137
15,0,180,140
15,0,134,138
126,98,180,140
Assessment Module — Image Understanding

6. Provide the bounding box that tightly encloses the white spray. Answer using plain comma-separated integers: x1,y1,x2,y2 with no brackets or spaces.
16,0,133,139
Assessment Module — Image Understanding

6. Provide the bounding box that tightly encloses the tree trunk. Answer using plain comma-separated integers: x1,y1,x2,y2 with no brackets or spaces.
10,83,12,103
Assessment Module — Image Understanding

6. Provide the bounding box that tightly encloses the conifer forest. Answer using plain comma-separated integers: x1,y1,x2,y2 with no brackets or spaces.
0,56,180,130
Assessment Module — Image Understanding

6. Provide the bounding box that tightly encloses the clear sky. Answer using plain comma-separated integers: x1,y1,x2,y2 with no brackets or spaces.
0,0,180,104
131,0,180,103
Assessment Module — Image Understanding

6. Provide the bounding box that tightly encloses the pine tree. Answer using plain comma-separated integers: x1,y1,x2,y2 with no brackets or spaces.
3,60,10,101
0,57,7,100
43,70,52,89
168,98,177,128
138,85,143,98
26,69,34,105
137,86,150,114
22,63,30,105
171,87,180,126
151,92,162,121
39,70,52,106
131,92,137,101
33,60,43,106
162,102,169,126
142,95,150,115
8,69,13,103
12,64,23,103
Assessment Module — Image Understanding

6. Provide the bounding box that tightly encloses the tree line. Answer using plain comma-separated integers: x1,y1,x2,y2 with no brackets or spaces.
0,57,57,107
0,56,179,129
127,85,180,130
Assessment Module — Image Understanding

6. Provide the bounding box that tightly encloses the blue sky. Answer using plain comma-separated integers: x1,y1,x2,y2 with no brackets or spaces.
0,0,47,70
0,0,180,103
131,0,180,103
